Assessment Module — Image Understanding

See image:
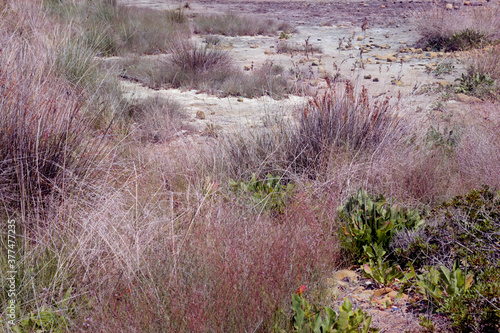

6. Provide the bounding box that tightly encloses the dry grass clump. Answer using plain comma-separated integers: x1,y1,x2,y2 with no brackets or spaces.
164,40,234,90
46,0,190,56
219,62,291,98
127,97,187,143
0,4,109,223
194,12,293,36
118,53,291,98
412,4,500,51
467,45,500,82
218,80,407,181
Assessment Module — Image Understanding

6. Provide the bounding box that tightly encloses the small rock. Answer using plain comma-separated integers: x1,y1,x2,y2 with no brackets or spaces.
381,4,386,7
456,93,482,103
445,3,454,9
399,41,407,44
332,270,359,284
249,44,259,49
357,36,364,41
381,44,391,49
264,49,275,55
244,65,252,71
373,287,393,297
464,0,471,5
386,56,397,62
364,74,372,79
195,110,206,120
311,60,320,66
373,77,379,82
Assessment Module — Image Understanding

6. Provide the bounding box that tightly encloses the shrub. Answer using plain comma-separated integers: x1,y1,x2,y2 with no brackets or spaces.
216,81,408,181
392,186,500,271
291,295,378,332
338,188,424,263
47,0,191,56
219,61,290,98
163,40,234,90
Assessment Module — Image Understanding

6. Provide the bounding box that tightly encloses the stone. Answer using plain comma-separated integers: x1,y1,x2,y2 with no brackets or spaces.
373,77,379,82
237,97,244,102
464,0,471,5
373,287,393,297
438,81,452,87
364,74,372,79
332,270,359,284
456,93,482,103
195,110,206,120
249,44,259,49
357,36,364,41
381,44,391,49
386,56,397,62
264,49,275,55
244,65,252,71
445,3,454,9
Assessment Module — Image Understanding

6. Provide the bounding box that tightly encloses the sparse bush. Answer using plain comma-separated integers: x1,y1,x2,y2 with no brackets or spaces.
163,40,234,90
219,61,290,98
194,12,293,36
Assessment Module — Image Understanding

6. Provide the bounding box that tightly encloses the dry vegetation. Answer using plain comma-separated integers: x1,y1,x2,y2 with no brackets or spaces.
0,0,499,332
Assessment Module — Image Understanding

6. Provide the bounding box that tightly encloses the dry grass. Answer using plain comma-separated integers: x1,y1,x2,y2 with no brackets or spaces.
118,54,291,98
127,97,187,143
467,45,500,81
412,3,500,50
194,12,293,36
46,0,191,56
3,1,500,333
217,80,408,181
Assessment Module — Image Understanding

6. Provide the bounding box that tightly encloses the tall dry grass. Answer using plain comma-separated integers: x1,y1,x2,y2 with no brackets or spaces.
194,12,293,36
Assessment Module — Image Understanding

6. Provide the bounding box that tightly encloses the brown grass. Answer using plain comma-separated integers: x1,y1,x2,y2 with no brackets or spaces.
194,12,293,36
3,1,500,333
412,3,500,50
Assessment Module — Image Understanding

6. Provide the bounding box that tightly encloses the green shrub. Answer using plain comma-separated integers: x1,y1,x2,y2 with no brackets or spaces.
291,295,378,333
455,71,496,99
393,186,500,271
230,173,295,214
338,189,424,263
426,29,490,52
439,266,500,333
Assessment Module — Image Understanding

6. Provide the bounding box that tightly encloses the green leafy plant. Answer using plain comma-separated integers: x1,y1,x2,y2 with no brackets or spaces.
439,265,500,333
230,173,295,214
338,189,424,262
280,31,291,40
418,315,436,333
455,72,495,98
291,294,378,333
433,61,455,76
362,244,404,288
11,288,74,333
416,261,474,306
